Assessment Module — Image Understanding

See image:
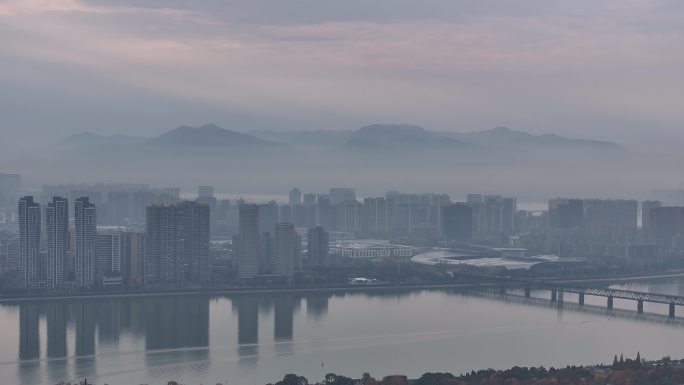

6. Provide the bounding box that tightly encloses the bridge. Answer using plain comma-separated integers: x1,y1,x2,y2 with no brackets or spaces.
455,273,684,317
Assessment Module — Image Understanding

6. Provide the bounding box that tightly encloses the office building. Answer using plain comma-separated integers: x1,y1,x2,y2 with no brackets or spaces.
238,204,260,278
307,226,329,266
274,223,297,277
18,196,41,287
46,197,68,287
75,197,97,287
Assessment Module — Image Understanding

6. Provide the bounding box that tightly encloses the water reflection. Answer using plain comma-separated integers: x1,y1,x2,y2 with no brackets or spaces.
305,293,329,320
233,295,260,366
19,304,40,360
18,286,678,385
274,295,299,356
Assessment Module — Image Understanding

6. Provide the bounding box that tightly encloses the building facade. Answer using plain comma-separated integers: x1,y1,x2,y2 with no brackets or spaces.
18,196,41,287
75,197,97,287
46,197,68,287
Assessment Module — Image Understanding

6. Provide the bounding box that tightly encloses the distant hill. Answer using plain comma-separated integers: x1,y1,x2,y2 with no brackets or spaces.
346,124,472,150
64,123,624,153
147,123,277,147
442,126,625,151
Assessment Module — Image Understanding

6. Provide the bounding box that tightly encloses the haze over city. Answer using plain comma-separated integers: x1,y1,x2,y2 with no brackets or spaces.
2,1,684,385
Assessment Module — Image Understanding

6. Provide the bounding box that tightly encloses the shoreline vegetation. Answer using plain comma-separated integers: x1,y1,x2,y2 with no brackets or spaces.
53,354,684,385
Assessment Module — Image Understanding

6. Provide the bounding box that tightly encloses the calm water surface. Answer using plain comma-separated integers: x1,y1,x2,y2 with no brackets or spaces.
3,277,684,385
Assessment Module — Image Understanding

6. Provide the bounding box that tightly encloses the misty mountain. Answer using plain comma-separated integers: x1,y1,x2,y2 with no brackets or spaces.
147,123,277,147
343,124,472,150
250,124,625,153
441,126,624,151
14,122,641,201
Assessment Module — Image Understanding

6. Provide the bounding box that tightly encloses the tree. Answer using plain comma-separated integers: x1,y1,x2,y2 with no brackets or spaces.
276,374,308,385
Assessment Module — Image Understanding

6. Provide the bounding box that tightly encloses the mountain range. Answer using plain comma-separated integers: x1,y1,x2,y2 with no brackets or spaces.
62,123,625,153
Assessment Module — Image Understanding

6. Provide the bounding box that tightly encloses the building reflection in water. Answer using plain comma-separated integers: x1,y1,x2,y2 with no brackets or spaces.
19,303,40,360
18,303,41,385
73,301,97,380
97,300,122,347
143,295,211,378
46,302,67,358
233,296,259,366
46,302,69,383
305,293,329,321
273,294,299,356
12,291,339,383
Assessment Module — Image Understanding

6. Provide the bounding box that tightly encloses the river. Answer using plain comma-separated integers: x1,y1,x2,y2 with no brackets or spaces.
3,276,684,385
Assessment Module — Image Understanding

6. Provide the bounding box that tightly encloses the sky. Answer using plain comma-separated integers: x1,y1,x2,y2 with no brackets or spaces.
1,0,683,151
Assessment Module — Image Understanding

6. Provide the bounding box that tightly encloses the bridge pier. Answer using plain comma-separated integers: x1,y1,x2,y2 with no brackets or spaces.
524,287,531,298
607,296,614,310
499,287,506,295
578,293,585,306
670,303,676,318
550,289,557,302
637,300,644,314
557,290,564,304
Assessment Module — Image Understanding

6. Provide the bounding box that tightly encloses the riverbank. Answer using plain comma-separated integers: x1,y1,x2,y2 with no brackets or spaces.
5,269,684,304
0,282,499,304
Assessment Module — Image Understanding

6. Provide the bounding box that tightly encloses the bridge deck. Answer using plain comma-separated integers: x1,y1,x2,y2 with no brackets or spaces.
457,273,684,305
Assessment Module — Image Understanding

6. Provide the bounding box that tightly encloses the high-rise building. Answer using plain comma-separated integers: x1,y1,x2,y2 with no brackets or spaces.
258,202,278,235
303,193,317,206
46,197,68,288
0,173,21,207
650,207,684,248
329,187,356,205
238,204,259,278
582,199,638,235
97,227,123,276
307,226,329,266
363,197,388,236
198,185,214,198
642,200,662,230
274,223,297,277
145,201,210,284
442,203,473,243
315,197,331,228
337,200,360,233
549,198,584,229
289,188,302,206
18,196,41,287
124,231,146,286
75,197,97,287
